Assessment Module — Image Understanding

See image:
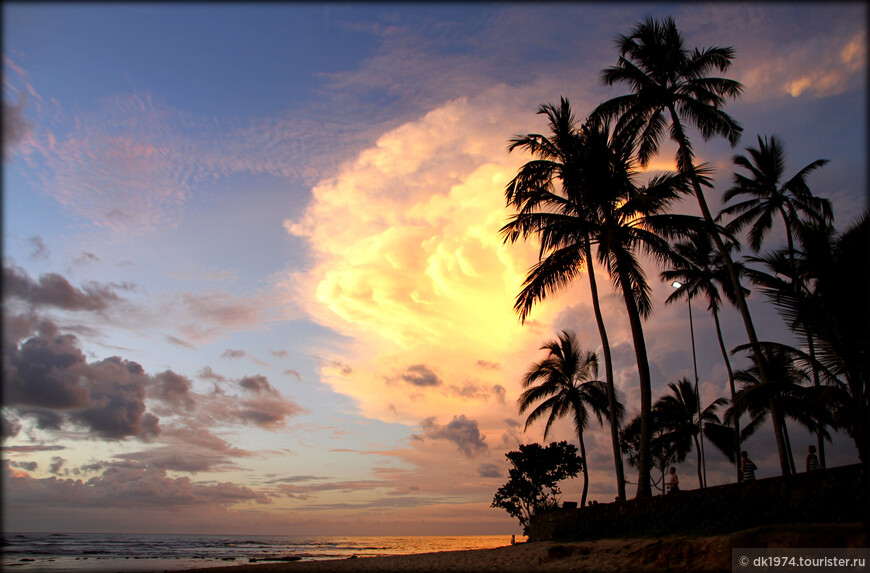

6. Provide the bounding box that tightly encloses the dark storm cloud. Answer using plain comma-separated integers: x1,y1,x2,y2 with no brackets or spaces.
3,328,159,440
18,408,65,430
2,414,22,440
3,263,127,312
398,364,442,387
413,415,488,457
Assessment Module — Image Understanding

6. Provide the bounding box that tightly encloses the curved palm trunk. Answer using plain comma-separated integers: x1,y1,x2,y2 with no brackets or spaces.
616,268,654,498
667,106,790,475
711,307,742,481
578,430,589,508
585,240,627,500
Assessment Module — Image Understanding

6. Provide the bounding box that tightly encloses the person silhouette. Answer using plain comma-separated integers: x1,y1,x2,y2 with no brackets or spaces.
806,445,820,471
667,466,679,493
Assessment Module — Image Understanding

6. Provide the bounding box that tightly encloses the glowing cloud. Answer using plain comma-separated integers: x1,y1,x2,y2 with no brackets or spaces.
284,85,590,430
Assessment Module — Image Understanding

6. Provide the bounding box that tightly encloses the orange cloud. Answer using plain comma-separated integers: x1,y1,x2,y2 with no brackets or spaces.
284,86,585,431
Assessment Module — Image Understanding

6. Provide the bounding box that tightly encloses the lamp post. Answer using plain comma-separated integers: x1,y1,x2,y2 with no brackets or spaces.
672,281,707,488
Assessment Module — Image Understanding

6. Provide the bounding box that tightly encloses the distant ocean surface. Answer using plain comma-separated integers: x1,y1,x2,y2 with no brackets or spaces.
2,532,516,572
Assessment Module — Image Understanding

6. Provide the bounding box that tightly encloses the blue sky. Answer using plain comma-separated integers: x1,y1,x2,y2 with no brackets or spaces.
2,3,866,535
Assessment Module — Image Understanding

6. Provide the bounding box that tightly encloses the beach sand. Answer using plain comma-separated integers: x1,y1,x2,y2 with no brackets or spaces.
181,523,867,573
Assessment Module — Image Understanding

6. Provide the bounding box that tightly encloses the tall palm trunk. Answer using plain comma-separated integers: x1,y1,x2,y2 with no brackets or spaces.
712,307,741,481
585,239,627,500
578,429,589,508
806,333,826,468
667,106,790,475
616,267,654,498
692,433,704,488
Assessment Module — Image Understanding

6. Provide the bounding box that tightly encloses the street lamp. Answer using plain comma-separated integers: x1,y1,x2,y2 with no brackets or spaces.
672,280,707,488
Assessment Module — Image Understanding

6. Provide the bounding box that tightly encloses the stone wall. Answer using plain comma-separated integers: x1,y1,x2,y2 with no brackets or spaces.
527,464,868,542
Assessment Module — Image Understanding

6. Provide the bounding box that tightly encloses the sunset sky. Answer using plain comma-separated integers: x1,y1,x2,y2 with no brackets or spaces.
2,3,866,536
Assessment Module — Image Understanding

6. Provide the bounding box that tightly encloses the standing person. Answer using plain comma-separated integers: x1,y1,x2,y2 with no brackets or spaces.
741,451,757,482
806,445,820,472
667,467,680,493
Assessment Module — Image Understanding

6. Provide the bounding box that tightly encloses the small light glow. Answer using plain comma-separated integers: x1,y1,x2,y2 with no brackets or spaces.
672,281,683,288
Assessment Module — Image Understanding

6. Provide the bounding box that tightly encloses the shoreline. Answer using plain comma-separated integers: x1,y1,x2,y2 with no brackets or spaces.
180,523,869,573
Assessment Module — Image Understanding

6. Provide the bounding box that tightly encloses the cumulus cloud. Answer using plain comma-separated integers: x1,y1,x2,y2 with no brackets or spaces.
281,84,570,428
151,371,196,412
3,263,128,312
413,415,488,458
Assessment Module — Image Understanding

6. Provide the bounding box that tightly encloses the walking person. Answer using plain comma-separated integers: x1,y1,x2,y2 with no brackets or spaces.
740,451,757,482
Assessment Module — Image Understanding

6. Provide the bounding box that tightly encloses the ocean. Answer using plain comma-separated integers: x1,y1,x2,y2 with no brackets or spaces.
1,532,517,572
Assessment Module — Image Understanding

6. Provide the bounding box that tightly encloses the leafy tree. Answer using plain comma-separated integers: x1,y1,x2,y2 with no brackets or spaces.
517,331,624,508
501,99,627,500
491,441,582,531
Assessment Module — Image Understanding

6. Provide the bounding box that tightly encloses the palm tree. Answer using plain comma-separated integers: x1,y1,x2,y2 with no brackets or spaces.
518,331,624,508
654,378,727,488
590,16,786,474
721,136,833,466
746,214,870,467
661,231,748,481
620,411,691,495
726,345,825,474
721,134,831,259
505,113,694,498
501,98,627,500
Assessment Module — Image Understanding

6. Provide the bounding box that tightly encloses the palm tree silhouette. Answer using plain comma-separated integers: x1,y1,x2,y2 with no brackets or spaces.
661,231,748,482
590,16,785,474
501,98,627,500
721,135,833,467
505,113,692,498
746,214,869,468
655,378,727,488
721,134,831,259
517,330,624,508
727,345,823,474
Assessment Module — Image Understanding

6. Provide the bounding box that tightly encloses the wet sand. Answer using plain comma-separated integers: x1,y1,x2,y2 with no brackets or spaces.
180,523,867,573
